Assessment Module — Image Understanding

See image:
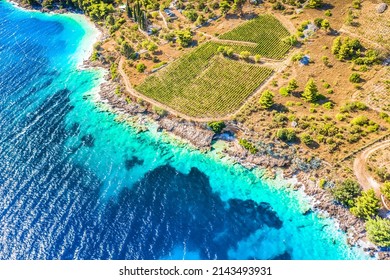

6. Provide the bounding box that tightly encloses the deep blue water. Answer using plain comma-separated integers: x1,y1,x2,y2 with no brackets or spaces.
0,1,369,260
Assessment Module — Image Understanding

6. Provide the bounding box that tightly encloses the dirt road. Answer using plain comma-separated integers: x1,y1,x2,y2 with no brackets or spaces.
353,140,390,193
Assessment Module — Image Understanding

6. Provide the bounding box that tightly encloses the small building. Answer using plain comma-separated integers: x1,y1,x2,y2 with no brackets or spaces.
163,8,177,19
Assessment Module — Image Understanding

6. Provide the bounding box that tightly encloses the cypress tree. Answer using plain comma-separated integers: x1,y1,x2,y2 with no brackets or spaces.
126,0,133,18
302,78,319,103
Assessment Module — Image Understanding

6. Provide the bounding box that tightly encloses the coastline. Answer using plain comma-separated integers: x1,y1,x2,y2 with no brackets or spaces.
5,0,388,259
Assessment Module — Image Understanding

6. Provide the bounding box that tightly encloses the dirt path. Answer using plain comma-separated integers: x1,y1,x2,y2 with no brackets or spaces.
353,140,390,193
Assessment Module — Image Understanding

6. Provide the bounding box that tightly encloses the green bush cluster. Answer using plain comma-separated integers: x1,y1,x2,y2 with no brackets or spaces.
217,46,234,57
331,179,361,207
238,139,258,154
276,128,297,142
340,101,367,113
350,189,380,219
332,37,380,65
208,121,226,134
366,217,390,247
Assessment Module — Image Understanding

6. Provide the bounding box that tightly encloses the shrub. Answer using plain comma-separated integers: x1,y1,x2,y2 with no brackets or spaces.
238,139,258,154
379,112,389,119
336,113,346,121
314,18,323,27
273,113,288,125
301,133,313,145
272,2,285,10
276,128,297,142
208,121,226,134
319,123,339,136
324,10,332,16
366,217,390,247
380,182,390,200
307,0,323,8
331,179,361,207
136,63,146,73
284,35,299,46
279,87,289,97
322,56,330,66
350,189,380,220
351,115,369,126
152,106,167,116
352,0,361,9
254,54,261,63
239,51,251,60
321,19,330,30
110,63,118,80
291,52,305,62
349,73,361,83
322,102,334,110
340,101,367,113
319,179,326,189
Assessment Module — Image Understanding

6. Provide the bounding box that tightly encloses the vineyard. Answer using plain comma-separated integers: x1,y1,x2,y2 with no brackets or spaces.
219,14,291,59
136,42,273,118
136,15,290,118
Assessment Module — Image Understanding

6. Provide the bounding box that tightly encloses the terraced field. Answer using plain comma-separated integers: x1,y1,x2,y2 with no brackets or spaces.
136,14,289,118
219,14,291,59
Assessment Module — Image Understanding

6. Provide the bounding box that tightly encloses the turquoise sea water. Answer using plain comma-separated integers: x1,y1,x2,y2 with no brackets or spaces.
0,1,369,259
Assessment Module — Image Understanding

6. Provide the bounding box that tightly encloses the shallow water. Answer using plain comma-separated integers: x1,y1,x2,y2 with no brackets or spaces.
0,1,368,260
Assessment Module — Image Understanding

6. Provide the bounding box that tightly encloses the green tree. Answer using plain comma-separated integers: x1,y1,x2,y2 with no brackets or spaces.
259,90,275,109
176,30,193,47
126,0,133,18
287,79,298,92
302,78,319,103
121,41,134,59
219,1,231,15
331,179,361,207
380,182,390,200
147,42,158,52
366,217,390,247
350,189,380,219
183,9,198,22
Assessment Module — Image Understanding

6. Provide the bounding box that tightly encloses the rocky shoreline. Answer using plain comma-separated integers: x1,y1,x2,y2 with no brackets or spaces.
8,0,390,259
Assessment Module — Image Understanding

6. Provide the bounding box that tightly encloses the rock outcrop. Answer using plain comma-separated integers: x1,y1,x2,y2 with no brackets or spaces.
158,118,214,149
377,3,388,13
